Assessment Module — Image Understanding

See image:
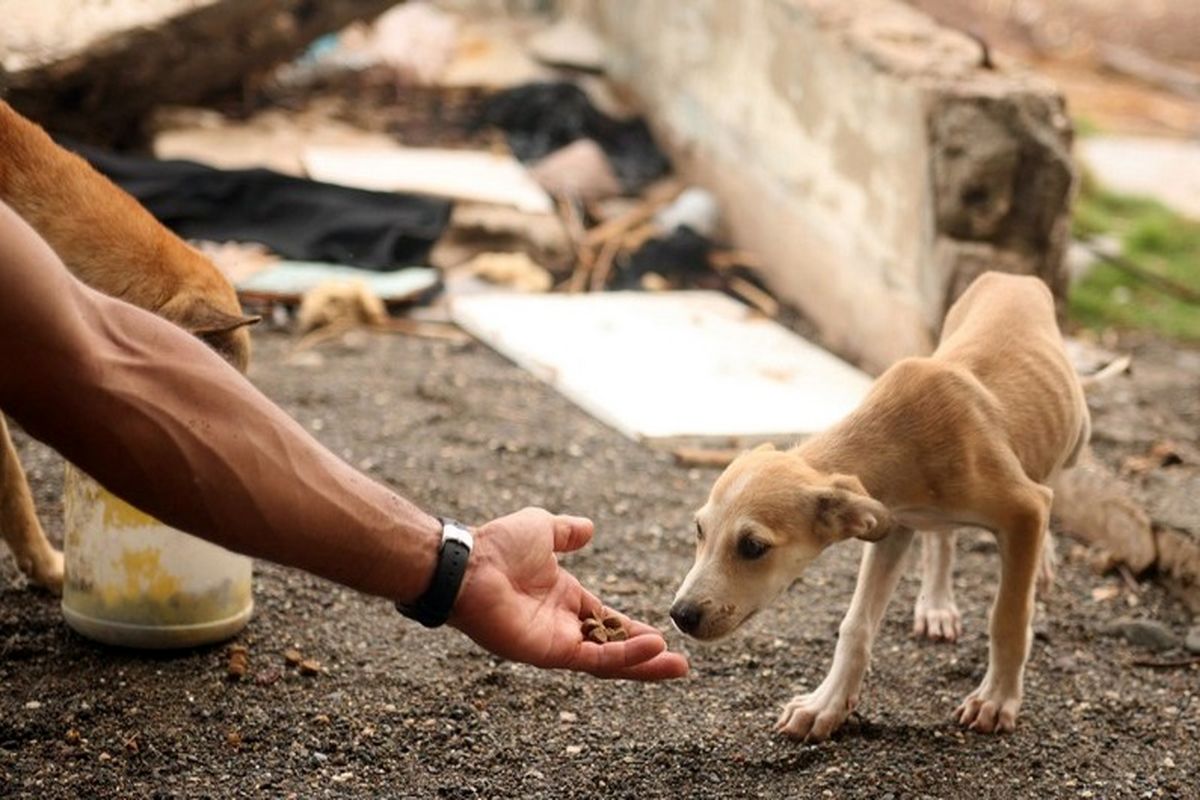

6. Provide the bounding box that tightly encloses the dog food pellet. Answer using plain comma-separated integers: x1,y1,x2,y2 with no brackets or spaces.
581,610,628,644
299,659,322,676
284,649,304,667
226,645,249,680
64,729,81,746
226,730,243,749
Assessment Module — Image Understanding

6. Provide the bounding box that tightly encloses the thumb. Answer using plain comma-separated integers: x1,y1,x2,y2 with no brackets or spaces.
552,515,594,553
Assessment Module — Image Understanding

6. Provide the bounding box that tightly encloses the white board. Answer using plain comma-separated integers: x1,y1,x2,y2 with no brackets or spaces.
451,291,873,440
303,145,553,214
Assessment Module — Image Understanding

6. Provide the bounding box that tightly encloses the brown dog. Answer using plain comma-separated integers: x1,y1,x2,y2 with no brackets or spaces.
671,271,1088,739
0,100,257,591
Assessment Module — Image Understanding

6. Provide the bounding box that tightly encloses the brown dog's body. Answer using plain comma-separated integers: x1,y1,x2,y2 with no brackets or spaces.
0,100,255,590
672,272,1087,739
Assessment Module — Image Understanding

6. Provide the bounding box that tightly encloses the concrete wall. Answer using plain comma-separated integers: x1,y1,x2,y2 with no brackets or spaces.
569,0,1075,373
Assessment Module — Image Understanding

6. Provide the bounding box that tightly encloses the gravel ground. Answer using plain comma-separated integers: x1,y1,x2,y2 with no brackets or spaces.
1,329,1197,799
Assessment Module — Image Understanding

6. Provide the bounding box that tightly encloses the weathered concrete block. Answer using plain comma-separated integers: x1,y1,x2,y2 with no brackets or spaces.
570,0,1075,372
0,0,397,146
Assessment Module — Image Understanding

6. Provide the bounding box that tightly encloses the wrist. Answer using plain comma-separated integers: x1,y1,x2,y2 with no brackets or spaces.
393,512,444,606
396,516,475,628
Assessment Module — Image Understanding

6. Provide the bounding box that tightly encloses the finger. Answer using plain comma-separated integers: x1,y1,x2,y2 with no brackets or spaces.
613,650,690,681
553,515,594,553
567,632,666,677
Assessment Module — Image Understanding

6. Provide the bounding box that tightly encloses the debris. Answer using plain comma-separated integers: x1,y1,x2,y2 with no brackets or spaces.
255,668,283,687
1102,617,1181,652
237,263,439,308
464,252,554,293
1130,656,1200,669
614,227,716,291
226,729,243,749
565,744,583,756
527,18,606,73
297,280,388,336
654,187,721,238
558,711,578,723
725,276,780,318
78,144,452,270
672,447,742,469
432,203,572,273
1091,585,1121,602
299,659,323,676
1187,625,1200,654
64,729,81,746
1051,451,1157,574
530,139,622,201
152,107,397,176
284,649,304,668
475,81,670,194
226,644,249,681
354,2,459,86
451,291,872,440
303,144,553,214
1122,441,1185,475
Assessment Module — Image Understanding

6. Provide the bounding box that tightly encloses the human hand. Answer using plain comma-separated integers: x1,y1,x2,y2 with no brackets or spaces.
448,507,689,680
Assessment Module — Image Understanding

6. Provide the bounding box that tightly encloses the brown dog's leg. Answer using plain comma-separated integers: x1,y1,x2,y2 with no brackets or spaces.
913,529,961,642
955,483,1051,734
0,414,63,592
776,526,915,742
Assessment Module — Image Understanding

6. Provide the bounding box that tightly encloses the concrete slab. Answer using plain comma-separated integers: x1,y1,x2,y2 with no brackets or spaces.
451,291,873,441
1079,135,1200,221
303,145,553,214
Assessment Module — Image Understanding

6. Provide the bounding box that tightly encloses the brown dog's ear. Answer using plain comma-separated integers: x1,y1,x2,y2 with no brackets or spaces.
813,475,891,543
185,306,261,336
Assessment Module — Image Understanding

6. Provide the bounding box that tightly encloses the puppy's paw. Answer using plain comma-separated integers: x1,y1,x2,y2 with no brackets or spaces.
955,681,1021,734
774,685,855,743
913,596,961,642
21,548,64,595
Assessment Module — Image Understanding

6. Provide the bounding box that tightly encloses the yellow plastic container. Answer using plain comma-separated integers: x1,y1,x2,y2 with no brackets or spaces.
61,464,253,649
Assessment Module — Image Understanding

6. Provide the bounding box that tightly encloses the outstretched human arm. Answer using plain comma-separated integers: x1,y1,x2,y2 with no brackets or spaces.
0,201,686,679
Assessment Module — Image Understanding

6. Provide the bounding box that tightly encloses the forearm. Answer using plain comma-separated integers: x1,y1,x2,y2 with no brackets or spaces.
0,202,439,601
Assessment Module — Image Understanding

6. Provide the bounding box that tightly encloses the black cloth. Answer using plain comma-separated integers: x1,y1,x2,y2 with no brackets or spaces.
613,226,715,290
475,82,670,194
69,144,452,271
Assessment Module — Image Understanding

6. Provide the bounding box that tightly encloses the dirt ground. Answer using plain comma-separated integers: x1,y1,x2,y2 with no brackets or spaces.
1,328,1197,799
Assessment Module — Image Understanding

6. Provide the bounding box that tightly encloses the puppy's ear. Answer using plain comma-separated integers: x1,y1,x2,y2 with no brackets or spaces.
813,475,891,542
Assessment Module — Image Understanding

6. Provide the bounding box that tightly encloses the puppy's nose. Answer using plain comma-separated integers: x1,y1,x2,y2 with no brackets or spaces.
670,601,703,635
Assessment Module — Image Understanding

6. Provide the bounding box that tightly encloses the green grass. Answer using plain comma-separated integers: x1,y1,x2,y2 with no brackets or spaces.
1069,174,1200,341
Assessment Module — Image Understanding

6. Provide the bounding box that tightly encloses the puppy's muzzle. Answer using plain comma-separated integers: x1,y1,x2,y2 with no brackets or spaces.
669,600,704,636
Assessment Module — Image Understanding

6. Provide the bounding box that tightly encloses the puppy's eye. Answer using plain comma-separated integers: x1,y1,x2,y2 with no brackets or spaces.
737,536,769,560
695,521,705,542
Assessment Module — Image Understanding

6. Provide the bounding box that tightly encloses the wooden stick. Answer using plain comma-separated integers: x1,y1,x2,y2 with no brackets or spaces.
726,276,780,318
583,179,683,250
588,230,625,292
1130,656,1200,669
1079,239,1200,305
558,195,595,293
672,447,741,468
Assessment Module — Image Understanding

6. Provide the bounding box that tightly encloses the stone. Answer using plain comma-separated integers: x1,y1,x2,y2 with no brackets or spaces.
1102,617,1181,652
1186,625,1200,654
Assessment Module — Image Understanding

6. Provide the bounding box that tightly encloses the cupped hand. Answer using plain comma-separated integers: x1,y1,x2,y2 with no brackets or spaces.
448,507,689,680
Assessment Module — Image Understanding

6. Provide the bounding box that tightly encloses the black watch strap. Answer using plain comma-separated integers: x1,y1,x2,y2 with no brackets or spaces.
396,518,473,628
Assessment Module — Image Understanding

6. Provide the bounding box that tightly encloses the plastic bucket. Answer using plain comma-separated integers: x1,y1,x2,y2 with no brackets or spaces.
61,464,253,649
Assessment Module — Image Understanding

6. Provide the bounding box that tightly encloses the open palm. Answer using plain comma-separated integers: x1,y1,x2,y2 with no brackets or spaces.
449,508,688,680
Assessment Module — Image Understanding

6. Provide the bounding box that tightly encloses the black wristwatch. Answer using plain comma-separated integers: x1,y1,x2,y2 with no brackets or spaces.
396,517,474,628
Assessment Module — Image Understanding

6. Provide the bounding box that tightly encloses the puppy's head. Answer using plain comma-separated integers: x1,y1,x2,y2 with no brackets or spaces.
670,444,890,640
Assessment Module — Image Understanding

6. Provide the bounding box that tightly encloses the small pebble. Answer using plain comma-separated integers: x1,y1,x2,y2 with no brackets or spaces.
24,701,41,710
284,649,304,667
299,659,322,676
64,729,81,745
1185,625,1200,654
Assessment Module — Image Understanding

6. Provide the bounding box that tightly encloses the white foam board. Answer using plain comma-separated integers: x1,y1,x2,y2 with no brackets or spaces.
303,145,553,214
451,291,873,440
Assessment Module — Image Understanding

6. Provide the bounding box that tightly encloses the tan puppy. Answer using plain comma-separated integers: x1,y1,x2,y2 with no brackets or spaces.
671,271,1088,739
0,100,257,591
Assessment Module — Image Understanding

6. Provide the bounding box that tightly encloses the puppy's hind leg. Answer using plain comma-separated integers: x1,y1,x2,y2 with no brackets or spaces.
913,530,961,642
777,527,915,743
0,415,63,592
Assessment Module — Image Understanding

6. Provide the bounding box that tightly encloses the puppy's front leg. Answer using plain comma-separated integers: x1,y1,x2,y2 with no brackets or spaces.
0,415,63,592
776,527,914,742
913,530,961,642
956,485,1051,733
